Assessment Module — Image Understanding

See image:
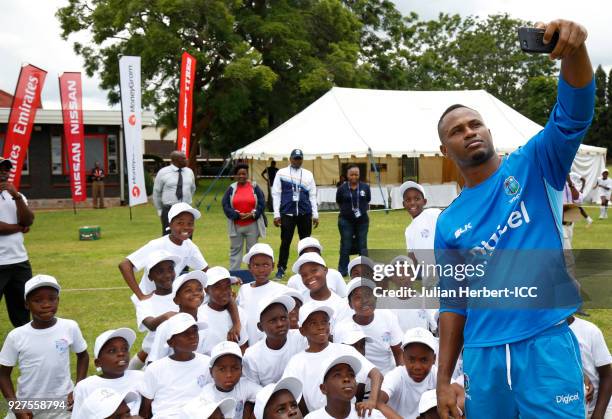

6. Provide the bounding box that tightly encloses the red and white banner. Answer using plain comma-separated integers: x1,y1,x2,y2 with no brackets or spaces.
2,64,47,189
177,52,196,154
59,72,86,202
119,56,148,206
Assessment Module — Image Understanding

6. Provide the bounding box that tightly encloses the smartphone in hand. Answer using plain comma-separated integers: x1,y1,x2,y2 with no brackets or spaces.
517,27,559,53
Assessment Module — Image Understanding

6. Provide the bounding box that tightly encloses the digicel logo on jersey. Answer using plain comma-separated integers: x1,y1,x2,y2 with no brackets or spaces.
470,201,531,255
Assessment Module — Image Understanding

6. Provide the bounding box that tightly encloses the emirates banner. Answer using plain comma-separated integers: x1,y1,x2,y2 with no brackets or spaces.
2,64,47,189
177,52,196,154
119,56,147,206
59,72,86,202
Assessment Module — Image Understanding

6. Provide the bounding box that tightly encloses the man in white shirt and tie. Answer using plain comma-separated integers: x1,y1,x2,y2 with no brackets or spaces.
153,151,196,235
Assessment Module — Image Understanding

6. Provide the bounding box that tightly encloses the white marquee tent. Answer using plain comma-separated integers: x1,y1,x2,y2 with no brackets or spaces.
232,87,607,205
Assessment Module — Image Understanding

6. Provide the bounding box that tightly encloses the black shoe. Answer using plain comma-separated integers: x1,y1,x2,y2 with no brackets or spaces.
275,268,285,280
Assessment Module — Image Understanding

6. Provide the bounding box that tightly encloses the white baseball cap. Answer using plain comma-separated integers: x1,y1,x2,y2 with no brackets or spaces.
335,323,373,345
205,266,238,287
418,389,438,414
292,252,326,274
399,181,426,200
297,237,322,255
347,256,376,276
94,328,137,359
242,243,275,264
298,301,334,327
145,250,182,272
172,270,207,296
346,277,377,299
164,312,207,342
77,388,139,419
209,340,243,368
320,354,362,384
24,274,61,298
284,289,305,304
401,327,437,352
182,395,236,419
258,293,296,321
168,202,201,223
254,377,303,419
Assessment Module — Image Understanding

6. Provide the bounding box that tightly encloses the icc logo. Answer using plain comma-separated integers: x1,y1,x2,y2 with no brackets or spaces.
132,185,140,197
503,176,520,196
128,114,136,126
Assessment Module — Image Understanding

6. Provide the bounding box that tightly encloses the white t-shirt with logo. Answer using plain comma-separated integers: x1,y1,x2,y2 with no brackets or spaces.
0,191,29,265
282,343,375,412
0,318,88,399
72,371,144,418
140,353,212,418
597,177,612,199
287,269,348,297
381,364,437,419
388,307,438,334
197,304,248,355
127,235,208,294
200,378,261,419
336,311,402,374
405,208,440,285
304,405,386,418
237,281,289,345
302,291,353,335
146,313,208,364
131,293,178,352
243,330,307,386
569,317,612,415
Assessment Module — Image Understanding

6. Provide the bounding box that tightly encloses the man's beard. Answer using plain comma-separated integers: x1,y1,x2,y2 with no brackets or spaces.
469,146,496,166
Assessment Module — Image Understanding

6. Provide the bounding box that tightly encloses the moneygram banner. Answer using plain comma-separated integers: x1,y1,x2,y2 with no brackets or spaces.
2,64,47,189
59,72,86,202
177,52,196,154
119,56,147,206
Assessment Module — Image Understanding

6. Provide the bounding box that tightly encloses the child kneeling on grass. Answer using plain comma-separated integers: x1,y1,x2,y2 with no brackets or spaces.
0,275,89,419
200,341,261,419
139,312,211,418
72,328,143,418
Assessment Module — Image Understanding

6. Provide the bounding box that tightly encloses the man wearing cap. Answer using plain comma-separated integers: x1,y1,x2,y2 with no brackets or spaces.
272,149,319,279
153,150,196,236
435,19,593,419
0,156,35,327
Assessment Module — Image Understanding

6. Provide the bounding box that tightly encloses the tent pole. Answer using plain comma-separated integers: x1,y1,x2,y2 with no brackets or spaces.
195,155,233,210
367,148,388,214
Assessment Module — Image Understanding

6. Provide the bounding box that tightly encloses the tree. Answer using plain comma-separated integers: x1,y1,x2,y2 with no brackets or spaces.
584,65,607,147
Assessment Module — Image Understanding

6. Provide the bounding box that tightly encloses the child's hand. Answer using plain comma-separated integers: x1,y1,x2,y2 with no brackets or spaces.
584,374,594,403
355,399,376,417
67,391,74,409
15,411,33,419
227,325,241,343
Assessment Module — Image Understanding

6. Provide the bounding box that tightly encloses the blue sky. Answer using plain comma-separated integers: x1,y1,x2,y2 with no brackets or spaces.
1,0,610,110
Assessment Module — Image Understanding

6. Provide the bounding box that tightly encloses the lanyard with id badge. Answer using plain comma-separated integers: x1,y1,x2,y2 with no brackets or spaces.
291,168,303,214
351,184,361,218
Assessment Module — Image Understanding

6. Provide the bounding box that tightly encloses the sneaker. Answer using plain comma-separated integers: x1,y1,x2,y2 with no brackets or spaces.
586,216,593,228
275,268,285,280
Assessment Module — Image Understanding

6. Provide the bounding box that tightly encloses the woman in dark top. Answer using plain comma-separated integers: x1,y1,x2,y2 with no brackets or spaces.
336,164,371,276
222,164,266,270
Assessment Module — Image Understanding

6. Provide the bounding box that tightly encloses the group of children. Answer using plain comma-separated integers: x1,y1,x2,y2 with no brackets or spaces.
1,182,610,418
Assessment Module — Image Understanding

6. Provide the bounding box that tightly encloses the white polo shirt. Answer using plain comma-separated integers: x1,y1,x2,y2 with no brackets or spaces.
0,191,29,265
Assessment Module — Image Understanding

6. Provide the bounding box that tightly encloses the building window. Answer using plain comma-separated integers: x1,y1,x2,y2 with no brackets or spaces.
107,134,118,174
51,136,63,175
402,157,418,182
0,136,29,175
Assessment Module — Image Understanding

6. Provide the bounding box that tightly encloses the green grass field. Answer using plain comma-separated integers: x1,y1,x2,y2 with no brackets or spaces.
0,179,610,408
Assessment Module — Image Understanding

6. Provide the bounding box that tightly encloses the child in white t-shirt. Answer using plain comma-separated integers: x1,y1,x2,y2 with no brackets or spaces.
72,328,144,418
200,341,261,419
129,250,181,369
243,294,307,386
336,278,403,375
147,271,208,363
183,395,237,419
0,275,89,418
378,327,464,419
347,256,376,280
237,243,288,344
292,253,352,330
282,302,383,415
253,377,303,419
287,237,347,297
119,203,208,300
568,315,612,418
285,289,304,330
304,354,386,419
199,266,248,355
140,313,211,417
